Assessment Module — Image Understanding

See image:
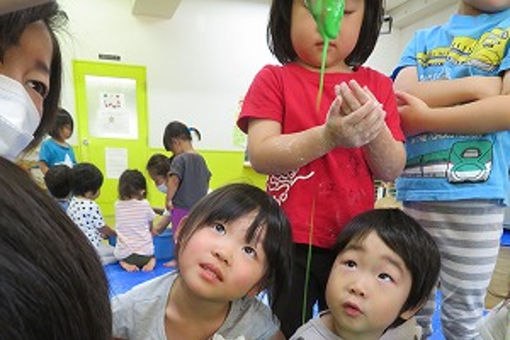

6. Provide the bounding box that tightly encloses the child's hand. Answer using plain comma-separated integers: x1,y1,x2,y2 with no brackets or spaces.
324,95,385,148
395,91,431,136
335,80,385,119
324,81,385,148
165,198,173,212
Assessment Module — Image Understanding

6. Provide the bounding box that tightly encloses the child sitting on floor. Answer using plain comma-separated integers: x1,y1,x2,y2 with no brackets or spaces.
114,169,156,272
44,164,72,212
112,183,293,340
67,162,117,265
291,208,440,340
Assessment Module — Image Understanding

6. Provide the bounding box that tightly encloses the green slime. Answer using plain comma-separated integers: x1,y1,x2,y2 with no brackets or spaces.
305,0,345,110
301,0,346,325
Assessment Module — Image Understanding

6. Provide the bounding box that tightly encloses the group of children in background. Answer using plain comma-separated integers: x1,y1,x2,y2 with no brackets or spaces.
43,118,211,271
10,0,510,339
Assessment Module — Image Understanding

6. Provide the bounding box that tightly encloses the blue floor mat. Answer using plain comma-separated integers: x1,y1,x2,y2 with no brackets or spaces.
501,228,510,247
105,260,175,298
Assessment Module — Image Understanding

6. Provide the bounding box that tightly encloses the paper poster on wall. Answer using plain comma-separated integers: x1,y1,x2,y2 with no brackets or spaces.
85,75,138,139
105,147,128,179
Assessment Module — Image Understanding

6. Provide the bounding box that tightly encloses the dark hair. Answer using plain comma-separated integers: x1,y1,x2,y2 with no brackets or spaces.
175,183,293,310
0,156,111,339
333,208,440,328
118,169,147,200
44,164,71,199
146,153,172,177
163,121,201,151
0,3,67,150
48,108,74,139
267,0,383,66
70,163,103,196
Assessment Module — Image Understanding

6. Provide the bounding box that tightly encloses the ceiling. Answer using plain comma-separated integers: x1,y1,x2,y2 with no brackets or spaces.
386,0,457,27
131,0,181,18
386,0,408,11
130,0,457,29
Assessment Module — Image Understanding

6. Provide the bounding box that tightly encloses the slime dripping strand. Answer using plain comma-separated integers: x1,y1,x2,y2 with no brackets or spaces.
316,37,329,112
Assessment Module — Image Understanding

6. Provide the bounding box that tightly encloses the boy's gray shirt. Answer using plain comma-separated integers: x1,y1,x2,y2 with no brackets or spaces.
290,311,421,340
111,270,279,340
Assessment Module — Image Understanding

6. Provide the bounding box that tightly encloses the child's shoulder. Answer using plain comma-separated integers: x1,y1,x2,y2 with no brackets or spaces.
218,296,280,339
112,270,177,307
290,311,338,340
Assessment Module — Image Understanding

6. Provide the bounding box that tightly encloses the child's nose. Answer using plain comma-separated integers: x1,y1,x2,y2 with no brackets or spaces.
348,280,367,297
212,247,232,266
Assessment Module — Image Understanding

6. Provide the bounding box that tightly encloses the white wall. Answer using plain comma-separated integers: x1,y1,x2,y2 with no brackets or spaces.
57,0,457,150
398,4,457,52
60,0,275,150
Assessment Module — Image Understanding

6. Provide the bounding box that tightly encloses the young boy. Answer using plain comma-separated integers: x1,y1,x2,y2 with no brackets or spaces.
393,1,510,338
44,164,72,212
290,209,440,340
67,162,117,265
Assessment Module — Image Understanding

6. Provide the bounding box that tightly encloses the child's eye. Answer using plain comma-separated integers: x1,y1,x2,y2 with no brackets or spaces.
27,80,48,98
378,273,394,282
343,260,357,268
212,223,226,235
242,246,257,257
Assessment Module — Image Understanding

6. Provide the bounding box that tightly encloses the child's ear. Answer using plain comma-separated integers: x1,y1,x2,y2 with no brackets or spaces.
399,302,425,320
174,216,187,243
246,278,267,298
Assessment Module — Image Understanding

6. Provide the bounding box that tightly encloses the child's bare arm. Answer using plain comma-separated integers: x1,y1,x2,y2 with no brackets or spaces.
248,97,383,174
247,119,333,174
503,69,510,95
99,225,116,238
165,174,179,211
394,66,502,107
152,215,171,235
39,161,49,175
396,85,510,136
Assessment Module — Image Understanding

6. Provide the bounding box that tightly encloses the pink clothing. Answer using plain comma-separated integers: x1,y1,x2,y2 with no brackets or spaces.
114,199,156,259
170,207,188,235
238,63,404,248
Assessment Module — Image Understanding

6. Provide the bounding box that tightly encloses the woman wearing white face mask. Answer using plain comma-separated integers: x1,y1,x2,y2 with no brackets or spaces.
0,2,66,160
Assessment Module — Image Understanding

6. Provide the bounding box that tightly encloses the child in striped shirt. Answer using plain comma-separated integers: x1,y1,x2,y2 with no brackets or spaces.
114,169,156,272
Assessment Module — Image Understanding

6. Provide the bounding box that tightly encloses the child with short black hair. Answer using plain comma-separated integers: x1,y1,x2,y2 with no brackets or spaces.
112,183,293,340
146,153,173,226
291,208,440,340
38,108,77,174
114,169,156,272
43,164,71,212
67,162,117,265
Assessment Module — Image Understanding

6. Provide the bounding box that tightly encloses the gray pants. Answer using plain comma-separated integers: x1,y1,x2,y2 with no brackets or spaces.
404,201,504,340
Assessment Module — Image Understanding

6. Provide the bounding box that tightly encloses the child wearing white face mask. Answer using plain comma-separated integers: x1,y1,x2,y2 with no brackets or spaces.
146,153,174,232
0,2,65,160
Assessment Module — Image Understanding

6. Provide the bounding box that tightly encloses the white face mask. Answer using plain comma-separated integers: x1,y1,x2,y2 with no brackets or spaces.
0,75,41,160
157,183,167,194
